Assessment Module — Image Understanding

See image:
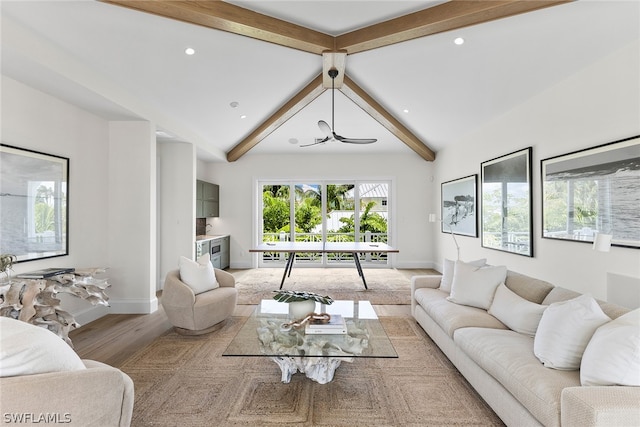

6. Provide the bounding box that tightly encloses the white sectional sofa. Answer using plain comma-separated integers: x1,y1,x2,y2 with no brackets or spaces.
411,267,640,427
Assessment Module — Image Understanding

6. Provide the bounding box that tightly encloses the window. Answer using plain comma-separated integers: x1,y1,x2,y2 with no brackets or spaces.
257,180,391,266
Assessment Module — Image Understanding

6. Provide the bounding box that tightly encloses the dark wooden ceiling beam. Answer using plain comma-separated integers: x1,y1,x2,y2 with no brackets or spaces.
341,75,435,162
226,74,325,162
102,0,570,161
336,1,572,53
101,0,334,54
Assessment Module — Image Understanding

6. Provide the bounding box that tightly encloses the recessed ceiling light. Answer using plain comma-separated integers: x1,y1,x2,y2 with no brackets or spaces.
240,115,247,119
288,138,299,145
184,47,195,55
454,37,465,45
230,101,239,108
403,109,410,114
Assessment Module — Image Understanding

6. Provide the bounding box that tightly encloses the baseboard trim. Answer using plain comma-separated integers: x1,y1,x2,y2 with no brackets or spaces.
230,260,253,269
393,261,438,269
108,296,159,314
74,305,110,326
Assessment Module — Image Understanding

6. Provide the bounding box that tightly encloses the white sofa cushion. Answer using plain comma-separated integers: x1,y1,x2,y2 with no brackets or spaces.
414,287,507,338
534,294,611,370
447,261,506,310
439,258,486,293
455,327,580,427
0,317,86,377
179,253,218,294
488,283,547,337
580,308,640,386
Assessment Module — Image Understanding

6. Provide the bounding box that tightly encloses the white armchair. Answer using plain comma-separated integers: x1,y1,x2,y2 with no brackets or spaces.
161,269,237,335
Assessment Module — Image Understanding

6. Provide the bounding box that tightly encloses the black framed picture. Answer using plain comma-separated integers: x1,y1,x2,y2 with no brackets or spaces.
0,144,69,262
441,175,477,237
481,147,533,257
541,135,640,249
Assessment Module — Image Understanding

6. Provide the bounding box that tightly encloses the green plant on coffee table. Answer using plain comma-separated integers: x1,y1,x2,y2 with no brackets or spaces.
272,290,334,305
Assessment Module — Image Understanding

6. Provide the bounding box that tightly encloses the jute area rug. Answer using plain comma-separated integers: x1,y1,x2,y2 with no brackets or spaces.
232,268,430,305
120,316,503,427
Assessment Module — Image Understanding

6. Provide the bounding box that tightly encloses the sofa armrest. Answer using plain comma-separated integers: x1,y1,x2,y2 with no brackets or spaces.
215,268,236,288
411,275,443,317
561,386,640,427
0,362,134,427
411,275,442,292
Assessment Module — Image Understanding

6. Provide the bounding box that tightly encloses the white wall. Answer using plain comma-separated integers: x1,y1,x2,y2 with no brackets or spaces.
2,77,158,322
432,41,640,300
157,141,196,289
107,121,157,313
2,76,110,322
201,153,436,269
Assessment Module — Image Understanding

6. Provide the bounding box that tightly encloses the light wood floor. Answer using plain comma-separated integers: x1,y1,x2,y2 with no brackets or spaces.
69,268,433,367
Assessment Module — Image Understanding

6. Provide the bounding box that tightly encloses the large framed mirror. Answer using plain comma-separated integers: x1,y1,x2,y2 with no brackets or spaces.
481,147,533,257
0,144,69,262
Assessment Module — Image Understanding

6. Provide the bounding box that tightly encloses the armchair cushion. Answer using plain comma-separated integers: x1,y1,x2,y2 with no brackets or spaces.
179,253,218,294
0,317,85,377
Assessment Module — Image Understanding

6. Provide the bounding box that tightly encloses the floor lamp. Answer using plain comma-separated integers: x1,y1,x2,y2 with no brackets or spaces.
429,214,460,260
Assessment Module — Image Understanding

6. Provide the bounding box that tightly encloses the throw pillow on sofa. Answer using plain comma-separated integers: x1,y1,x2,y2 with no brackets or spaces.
580,308,640,386
439,258,487,293
488,283,547,336
447,261,506,310
179,253,219,294
534,294,610,370
0,317,86,377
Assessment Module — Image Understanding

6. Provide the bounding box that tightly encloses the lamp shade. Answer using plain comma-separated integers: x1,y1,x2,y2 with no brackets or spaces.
593,233,612,252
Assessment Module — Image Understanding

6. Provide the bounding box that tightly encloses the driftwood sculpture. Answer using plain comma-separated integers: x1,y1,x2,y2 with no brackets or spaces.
0,268,109,347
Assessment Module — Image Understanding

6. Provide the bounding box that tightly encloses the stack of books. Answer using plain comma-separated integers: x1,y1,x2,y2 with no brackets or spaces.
305,314,347,335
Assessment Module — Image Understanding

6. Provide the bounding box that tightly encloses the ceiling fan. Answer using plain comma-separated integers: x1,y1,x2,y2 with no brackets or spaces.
301,68,377,147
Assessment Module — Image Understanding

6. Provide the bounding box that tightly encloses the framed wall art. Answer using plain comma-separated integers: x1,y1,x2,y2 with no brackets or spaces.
0,144,69,262
481,147,533,257
441,174,477,237
541,135,640,249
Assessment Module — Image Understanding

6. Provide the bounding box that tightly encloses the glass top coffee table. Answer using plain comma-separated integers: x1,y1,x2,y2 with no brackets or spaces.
223,300,398,384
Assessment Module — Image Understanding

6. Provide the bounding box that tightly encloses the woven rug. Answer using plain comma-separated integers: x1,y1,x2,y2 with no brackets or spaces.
119,316,503,426
232,268,429,305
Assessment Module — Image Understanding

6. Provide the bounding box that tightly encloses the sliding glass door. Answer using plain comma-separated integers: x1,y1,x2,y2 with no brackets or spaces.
258,180,390,267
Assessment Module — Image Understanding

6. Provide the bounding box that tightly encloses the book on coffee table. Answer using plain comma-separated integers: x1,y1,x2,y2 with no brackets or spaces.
305,314,347,335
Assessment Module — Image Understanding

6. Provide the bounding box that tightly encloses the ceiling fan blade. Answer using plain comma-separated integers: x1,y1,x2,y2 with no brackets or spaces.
318,120,332,137
341,138,377,144
333,133,377,144
300,136,329,147
317,71,377,147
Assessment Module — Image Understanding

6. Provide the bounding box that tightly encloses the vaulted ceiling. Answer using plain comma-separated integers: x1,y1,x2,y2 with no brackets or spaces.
2,1,637,163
